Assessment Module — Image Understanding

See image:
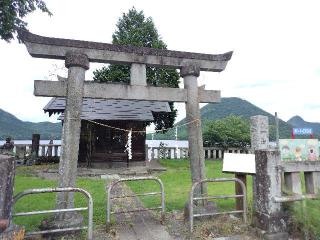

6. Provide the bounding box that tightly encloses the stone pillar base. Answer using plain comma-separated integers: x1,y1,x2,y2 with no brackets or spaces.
40,212,83,238
184,201,218,220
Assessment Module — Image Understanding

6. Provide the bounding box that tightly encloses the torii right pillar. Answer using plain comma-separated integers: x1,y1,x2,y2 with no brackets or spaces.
181,65,207,197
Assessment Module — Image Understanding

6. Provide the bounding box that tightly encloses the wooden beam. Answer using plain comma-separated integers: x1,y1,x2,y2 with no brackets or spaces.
19,30,232,72
34,80,220,103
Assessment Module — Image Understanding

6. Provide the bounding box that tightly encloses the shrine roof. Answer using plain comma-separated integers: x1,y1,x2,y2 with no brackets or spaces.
44,98,171,122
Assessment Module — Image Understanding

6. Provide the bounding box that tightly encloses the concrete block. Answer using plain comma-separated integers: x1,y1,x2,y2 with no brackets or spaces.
254,150,288,234
304,171,320,194
284,172,302,194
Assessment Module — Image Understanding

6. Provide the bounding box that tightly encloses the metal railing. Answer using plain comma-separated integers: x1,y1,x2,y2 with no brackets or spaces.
11,187,93,240
106,176,165,224
189,178,247,233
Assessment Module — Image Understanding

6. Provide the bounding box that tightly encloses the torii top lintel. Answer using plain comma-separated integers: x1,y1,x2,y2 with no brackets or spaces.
18,30,233,72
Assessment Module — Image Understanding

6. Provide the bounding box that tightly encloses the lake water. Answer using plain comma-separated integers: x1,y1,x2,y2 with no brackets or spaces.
0,140,189,148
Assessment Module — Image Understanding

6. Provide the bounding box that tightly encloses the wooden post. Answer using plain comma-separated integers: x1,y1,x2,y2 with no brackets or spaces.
235,173,247,210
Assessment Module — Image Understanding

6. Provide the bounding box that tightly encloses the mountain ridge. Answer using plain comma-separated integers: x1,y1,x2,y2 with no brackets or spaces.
151,97,297,140
1,98,319,140
288,115,320,136
0,108,61,140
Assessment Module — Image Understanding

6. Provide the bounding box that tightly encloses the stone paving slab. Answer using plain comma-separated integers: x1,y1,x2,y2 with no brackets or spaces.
109,181,175,240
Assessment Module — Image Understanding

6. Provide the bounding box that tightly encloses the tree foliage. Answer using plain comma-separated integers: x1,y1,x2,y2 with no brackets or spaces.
93,7,180,131
0,0,51,42
203,115,250,149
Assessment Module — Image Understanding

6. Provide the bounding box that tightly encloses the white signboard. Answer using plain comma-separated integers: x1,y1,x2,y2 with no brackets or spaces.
223,153,256,174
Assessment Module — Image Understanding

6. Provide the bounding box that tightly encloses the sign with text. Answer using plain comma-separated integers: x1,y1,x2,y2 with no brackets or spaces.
223,153,256,174
293,128,313,135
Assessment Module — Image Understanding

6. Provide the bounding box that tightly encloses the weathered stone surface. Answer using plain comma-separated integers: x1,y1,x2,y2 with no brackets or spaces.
55,53,88,223
65,51,89,70
284,172,301,194
280,160,320,172
180,65,200,77
253,150,288,234
304,171,320,194
263,232,289,240
0,155,15,224
34,80,221,103
250,115,269,150
130,63,146,86
0,138,14,155
30,134,40,164
18,30,233,72
183,66,206,197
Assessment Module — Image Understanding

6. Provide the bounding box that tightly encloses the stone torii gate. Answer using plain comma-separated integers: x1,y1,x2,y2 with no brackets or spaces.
19,30,232,213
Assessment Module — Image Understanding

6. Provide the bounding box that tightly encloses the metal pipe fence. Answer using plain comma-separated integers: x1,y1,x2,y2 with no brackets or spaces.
11,187,93,240
106,176,165,225
189,178,247,233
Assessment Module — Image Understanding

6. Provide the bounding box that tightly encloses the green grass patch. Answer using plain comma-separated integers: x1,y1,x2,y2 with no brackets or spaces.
12,159,320,238
127,159,253,212
13,176,106,231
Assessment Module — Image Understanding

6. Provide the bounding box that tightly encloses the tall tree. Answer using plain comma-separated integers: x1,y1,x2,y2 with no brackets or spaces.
0,0,51,42
203,115,251,149
93,7,180,130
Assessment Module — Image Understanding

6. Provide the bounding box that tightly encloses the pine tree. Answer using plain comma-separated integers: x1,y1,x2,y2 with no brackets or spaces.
93,7,180,130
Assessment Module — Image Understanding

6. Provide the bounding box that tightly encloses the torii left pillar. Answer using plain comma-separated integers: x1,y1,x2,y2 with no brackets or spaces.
55,52,89,224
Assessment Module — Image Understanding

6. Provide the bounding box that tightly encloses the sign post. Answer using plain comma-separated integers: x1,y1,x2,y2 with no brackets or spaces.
222,153,255,210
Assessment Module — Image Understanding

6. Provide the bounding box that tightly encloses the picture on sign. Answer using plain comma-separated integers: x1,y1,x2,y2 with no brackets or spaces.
279,139,319,161
222,153,256,174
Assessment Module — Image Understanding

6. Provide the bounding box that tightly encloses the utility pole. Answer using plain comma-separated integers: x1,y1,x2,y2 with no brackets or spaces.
275,112,280,149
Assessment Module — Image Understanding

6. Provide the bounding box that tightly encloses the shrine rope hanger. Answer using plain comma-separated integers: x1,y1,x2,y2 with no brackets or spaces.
85,118,200,134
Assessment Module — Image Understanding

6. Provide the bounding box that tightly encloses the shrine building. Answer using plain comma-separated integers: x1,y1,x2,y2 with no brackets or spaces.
44,97,170,168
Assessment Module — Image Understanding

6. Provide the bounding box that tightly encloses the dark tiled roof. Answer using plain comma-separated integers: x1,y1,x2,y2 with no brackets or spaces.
44,98,171,121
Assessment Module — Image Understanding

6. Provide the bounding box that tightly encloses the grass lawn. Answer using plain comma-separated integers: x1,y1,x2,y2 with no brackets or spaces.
127,160,253,213
13,159,320,237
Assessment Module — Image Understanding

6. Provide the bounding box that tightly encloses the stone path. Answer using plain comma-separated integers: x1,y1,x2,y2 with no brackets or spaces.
106,181,175,240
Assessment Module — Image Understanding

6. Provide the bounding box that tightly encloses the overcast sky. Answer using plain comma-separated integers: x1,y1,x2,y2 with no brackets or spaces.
1,0,320,125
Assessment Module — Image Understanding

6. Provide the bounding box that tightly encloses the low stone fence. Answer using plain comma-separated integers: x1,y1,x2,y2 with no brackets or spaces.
13,144,61,158
147,146,252,160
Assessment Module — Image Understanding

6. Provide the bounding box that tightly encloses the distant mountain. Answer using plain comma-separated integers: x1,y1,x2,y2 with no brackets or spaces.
150,97,293,140
288,115,320,137
0,108,61,140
